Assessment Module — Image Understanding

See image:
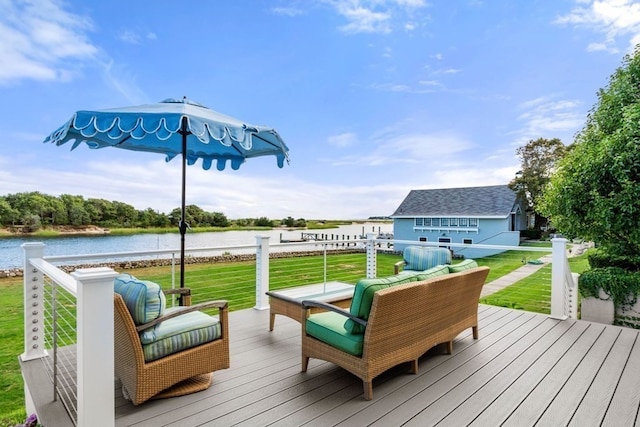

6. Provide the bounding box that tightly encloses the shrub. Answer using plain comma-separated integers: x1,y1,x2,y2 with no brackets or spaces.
587,250,640,271
579,267,640,312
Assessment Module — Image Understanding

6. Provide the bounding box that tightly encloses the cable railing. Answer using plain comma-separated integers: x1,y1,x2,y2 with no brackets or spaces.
21,236,576,426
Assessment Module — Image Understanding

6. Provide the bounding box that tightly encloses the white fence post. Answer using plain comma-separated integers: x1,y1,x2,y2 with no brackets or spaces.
551,237,568,320
21,242,47,362
254,235,270,310
366,233,377,278
72,267,118,427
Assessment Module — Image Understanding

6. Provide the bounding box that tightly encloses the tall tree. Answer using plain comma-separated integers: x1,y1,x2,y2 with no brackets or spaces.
509,137,568,230
540,47,640,255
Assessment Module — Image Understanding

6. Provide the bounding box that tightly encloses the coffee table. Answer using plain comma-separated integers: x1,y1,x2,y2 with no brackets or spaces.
266,281,354,330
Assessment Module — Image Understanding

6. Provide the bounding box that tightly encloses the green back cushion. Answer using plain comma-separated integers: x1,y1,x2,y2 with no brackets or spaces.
448,259,478,273
345,273,421,333
114,273,166,325
403,246,452,271
415,264,450,280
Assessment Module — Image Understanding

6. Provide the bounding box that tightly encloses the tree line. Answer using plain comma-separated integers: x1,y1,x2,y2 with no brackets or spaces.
0,192,307,232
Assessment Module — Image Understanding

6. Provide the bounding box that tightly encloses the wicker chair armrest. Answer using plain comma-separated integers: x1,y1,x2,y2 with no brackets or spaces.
136,300,228,332
301,300,367,327
394,260,406,275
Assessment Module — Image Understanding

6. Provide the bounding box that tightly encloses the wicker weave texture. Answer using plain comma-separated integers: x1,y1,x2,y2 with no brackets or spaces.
302,266,490,400
114,294,230,406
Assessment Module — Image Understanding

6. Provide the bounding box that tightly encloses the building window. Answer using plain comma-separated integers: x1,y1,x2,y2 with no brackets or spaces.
469,218,478,227
419,237,427,242
441,218,449,226
450,218,458,226
459,218,468,227
415,218,423,226
431,218,440,227
463,238,473,244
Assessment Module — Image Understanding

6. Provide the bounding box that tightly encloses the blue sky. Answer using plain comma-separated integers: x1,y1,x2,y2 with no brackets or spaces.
1,0,638,220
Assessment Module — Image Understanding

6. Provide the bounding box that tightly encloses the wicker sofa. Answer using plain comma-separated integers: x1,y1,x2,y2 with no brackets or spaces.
301,266,490,400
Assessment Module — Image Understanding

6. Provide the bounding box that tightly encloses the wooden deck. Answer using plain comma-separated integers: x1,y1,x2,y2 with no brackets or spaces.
23,304,640,426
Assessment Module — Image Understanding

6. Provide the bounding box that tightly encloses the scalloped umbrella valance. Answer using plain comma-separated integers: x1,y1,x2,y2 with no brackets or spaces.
44,97,290,292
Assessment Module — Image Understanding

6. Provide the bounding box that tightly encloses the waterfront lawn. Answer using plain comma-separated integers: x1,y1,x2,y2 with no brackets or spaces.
0,248,560,424
0,277,30,426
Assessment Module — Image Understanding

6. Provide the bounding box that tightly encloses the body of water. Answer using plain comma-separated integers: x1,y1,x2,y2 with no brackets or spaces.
0,223,392,269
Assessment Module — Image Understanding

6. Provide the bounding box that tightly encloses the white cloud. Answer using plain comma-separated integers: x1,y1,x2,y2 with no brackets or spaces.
339,6,392,33
512,96,585,145
271,7,305,17
555,0,640,52
331,129,474,167
119,29,157,44
0,0,97,85
328,132,359,147
323,0,429,34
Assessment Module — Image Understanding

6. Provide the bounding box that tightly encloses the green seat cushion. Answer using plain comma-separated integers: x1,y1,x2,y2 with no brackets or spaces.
114,274,166,325
306,311,364,356
345,273,420,334
140,308,222,362
403,246,452,271
449,259,478,273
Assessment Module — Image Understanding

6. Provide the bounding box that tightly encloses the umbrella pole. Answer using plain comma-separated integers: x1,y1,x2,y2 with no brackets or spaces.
179,117,189,303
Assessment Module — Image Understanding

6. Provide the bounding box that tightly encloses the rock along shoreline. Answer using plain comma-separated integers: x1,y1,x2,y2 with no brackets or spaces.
1,247,390,279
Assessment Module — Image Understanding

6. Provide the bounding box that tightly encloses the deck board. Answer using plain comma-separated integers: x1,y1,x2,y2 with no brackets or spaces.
21,304,640,426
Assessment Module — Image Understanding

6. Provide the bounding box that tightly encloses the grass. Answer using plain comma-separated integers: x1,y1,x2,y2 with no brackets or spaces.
480,250,591,313
0,246,567,425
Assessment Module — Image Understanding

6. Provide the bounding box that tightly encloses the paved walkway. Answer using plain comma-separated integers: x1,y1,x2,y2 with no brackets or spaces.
480,242,589,298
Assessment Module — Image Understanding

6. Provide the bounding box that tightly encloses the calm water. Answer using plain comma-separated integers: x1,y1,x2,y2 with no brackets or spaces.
0,223,392,269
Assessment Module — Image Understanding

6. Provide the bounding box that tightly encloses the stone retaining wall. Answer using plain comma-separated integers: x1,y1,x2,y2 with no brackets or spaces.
2,248,389,278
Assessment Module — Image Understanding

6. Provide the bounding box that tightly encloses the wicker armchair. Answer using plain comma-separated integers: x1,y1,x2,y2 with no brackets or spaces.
114,287,229,405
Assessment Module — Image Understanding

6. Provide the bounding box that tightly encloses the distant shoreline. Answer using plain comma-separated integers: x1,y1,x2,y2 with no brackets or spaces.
0,220,390,238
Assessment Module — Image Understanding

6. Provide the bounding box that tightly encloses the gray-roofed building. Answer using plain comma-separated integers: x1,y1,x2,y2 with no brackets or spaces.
390,185,527,257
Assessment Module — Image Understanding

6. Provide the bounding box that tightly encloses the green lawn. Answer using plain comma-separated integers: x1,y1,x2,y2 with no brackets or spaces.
0,248,573,426
480,251,591,313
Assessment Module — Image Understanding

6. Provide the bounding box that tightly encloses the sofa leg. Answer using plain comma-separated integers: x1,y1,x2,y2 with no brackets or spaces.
410,359,419,374
363,381,373,400
301,355,309,372
446,341,453,354
472,325,478,339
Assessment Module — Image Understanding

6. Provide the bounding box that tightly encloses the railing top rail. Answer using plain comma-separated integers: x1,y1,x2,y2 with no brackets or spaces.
29,257,77,296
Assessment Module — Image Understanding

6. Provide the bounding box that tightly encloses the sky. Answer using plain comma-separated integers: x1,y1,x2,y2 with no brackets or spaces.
1,0,639,221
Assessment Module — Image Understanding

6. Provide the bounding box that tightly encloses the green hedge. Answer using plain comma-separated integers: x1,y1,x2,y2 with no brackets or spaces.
579,267,640,311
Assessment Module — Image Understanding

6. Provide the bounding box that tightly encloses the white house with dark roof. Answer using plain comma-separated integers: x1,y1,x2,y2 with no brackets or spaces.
390,185,527,258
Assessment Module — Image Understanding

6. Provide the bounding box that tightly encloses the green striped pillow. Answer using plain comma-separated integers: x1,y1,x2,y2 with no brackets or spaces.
114,274,166,325
448,259,478,273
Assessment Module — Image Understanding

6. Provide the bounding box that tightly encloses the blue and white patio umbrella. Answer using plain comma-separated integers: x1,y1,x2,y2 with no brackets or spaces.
44,97,290,291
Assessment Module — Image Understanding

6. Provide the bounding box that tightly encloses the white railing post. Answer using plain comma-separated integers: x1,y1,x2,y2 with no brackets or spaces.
551,237,569,320
21,242,47,362
365,233,377,278
254,235,270,310
72,267,118,427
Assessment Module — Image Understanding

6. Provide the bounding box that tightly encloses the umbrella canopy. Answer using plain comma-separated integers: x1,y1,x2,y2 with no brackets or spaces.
44,97,289,292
